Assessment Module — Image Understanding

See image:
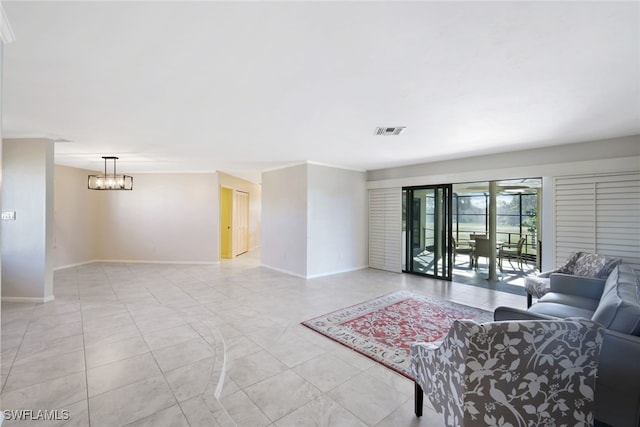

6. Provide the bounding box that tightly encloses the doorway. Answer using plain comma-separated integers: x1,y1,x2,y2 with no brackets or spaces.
220,187,233,259
233,190,249,256
220,187,250,259
450,179,541,293
401,178,541,291
403,185,453,280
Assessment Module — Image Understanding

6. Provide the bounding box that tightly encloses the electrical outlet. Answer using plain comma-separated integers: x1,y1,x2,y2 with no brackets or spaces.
1,211,16,220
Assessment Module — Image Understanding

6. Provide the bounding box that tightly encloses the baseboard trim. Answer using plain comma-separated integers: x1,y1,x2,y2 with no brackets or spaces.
55,259,220,271
260,264,307,279
306,265,369,279
94,259,219,265
2,295,55,303
54,260,98,271
261,264,369,279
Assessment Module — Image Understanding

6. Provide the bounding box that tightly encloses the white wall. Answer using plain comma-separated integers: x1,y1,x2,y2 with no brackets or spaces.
307,164,368,278
53,165,100,268
95,173,219,263
52,169,220,268
218,171,261,251
368,135,640,187
261,164,308,277
1,138,55,301
1,40,4,308
262,163,368,279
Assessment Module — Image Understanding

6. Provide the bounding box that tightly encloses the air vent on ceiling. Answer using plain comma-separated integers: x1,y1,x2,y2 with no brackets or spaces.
375,126,405,136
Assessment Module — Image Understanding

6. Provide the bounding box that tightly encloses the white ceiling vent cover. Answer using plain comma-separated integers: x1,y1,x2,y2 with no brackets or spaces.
375,126,406,136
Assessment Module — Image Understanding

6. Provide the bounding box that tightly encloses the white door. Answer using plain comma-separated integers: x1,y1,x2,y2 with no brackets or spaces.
233,191,249,256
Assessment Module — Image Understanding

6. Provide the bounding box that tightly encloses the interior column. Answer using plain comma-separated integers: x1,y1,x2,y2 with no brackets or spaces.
1,138,55,302
488,181,498,281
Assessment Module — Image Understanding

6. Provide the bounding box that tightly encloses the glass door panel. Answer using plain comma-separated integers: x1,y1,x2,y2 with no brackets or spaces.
404,185,452,280
402,189,407,271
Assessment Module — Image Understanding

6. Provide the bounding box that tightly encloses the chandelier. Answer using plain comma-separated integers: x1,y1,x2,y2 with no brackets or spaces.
87,156,133,191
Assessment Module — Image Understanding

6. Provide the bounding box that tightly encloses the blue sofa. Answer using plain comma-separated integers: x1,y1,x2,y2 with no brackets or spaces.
495,263,640,427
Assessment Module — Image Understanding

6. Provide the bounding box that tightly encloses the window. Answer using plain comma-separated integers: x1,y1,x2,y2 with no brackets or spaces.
453,179,541,260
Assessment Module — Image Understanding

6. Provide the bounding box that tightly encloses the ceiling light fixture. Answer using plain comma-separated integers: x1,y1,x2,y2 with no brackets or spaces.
375,126,406,136
88,156,133,190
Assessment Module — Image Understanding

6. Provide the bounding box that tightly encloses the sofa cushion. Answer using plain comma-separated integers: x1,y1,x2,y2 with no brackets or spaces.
538,292,600,311
529,302,596,320
592,265,640,336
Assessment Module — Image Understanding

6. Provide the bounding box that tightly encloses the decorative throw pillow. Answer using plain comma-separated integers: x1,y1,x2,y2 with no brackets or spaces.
596,257,623,279
572,253,622,278
557,251,583,274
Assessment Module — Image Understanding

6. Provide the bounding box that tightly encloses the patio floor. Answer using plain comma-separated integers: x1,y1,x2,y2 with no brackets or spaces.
411,251,538,296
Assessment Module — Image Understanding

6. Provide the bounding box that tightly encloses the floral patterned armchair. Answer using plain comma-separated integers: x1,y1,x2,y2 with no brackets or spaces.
410,318,604,427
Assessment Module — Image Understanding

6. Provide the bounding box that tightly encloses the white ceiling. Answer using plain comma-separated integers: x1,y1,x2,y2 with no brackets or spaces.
2,1,639,183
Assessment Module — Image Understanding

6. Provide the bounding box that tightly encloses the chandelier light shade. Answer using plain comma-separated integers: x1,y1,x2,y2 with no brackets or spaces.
88,156,133,190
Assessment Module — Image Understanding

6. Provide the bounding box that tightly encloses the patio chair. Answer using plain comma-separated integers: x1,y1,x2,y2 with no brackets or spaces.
472,237,496,271
498,236,526,270
410,318,604,426
469,233,486,241
452,237,473,267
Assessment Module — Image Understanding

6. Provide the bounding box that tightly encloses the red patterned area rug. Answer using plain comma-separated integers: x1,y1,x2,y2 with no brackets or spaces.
301,290,493,379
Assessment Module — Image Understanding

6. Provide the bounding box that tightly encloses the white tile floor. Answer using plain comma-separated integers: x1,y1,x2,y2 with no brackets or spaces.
1,251,528,426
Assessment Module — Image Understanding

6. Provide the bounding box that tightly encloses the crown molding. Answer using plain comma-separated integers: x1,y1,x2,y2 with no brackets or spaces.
1,5,16,44
262,160,365,174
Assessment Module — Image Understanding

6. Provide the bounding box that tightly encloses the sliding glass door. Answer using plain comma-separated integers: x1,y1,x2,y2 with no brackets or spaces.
403,185,453,280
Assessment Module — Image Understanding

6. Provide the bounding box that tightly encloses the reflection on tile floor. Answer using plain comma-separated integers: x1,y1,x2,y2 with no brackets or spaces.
1,251,527,426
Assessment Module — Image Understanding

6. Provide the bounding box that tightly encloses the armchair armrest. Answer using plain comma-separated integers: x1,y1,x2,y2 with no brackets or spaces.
549,273,606,300
536,268,559,279
595,329,640,426
410,333,465,422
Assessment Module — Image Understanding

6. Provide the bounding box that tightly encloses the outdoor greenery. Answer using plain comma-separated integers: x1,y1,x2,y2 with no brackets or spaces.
453,192,538,253
402,187,540,260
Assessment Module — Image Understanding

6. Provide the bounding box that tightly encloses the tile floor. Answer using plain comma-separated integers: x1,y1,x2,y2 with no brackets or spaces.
1,251,527,426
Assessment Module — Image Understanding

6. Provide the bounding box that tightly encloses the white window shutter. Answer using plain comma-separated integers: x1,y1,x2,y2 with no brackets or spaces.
555,172,640,271
369,188,402,273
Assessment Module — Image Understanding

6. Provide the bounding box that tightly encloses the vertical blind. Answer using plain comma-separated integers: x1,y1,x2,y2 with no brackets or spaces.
555,172,640,271
369,188,402,273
